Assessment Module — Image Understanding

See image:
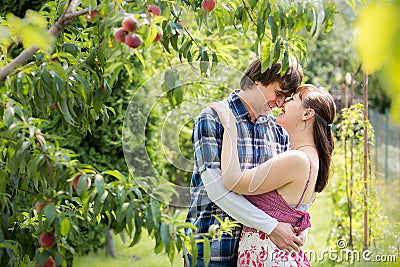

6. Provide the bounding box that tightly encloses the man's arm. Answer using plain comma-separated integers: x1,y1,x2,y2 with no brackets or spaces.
201,168,278,234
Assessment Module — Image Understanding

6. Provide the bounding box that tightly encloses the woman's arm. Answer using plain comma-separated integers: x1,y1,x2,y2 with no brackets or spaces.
211,102,309,195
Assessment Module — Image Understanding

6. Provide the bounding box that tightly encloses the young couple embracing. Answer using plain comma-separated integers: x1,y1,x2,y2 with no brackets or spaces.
185,58,336,267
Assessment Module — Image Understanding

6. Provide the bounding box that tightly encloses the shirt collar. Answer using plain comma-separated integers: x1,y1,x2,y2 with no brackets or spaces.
227,90,273,125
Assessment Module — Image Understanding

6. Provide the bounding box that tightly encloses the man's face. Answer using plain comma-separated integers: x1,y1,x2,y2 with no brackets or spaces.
256,81,291,113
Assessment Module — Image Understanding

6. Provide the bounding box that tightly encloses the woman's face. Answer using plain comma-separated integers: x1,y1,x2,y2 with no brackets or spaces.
276,92,306,130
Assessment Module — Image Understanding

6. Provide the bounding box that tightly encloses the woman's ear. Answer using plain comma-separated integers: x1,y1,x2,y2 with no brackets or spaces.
302,108,315,120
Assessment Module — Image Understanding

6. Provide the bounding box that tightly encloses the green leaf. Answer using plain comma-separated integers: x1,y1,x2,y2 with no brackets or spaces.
200,50,209,75
76,175,88,197
57,100,76,125
61,218,70,237
145,24,158,47
203,237,210,267
248,0,258,9
93,89,103,112
130,211,143,246
190,235,197,266
211,51,218,71
257,14,265,40
86,47,97,68
4,106,15,127
164,69,179,90
63,42,80,57
160,223,171,254
150,198,161,228
43,203,57,225
272,40,281,65
268,15,278,41
170,34,179,51
281,50,289,76
145,204,153,233
261,41,273,72
94,174,104,195
173,86,184,106
102,170,126,182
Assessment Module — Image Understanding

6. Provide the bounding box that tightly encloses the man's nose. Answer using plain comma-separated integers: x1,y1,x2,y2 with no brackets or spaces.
276,99,285,107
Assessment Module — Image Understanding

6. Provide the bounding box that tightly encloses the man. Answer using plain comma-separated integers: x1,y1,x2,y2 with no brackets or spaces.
185,58,304,266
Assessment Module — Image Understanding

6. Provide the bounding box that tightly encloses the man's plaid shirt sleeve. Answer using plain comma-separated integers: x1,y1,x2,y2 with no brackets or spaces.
192,108,223,174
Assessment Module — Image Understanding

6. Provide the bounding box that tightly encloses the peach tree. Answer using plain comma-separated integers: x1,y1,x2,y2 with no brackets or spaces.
0,0,335,266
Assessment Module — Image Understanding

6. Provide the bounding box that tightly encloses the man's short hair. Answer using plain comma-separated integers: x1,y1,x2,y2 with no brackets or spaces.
240,58,303,94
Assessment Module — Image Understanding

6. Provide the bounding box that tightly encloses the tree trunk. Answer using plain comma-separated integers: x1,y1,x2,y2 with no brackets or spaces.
105,229,117,258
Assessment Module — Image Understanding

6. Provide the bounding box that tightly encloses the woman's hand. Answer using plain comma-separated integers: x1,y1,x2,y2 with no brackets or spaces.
210,102,237,130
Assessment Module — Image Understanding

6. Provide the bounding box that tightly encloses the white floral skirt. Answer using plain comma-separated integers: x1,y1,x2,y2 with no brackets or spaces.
237,227,310,267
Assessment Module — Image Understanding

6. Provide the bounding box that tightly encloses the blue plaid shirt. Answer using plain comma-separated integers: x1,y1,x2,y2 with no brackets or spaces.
185,90,290,262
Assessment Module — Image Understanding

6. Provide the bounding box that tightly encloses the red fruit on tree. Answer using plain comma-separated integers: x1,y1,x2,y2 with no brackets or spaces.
84,11,98,23
39,232,55,248
201,0,216,12
153,32,163,42
122,16,138,32
176,21,184,30
37,256,55,267
175,21,184,35
35,199,52,213
147,5,161,16
125,34,143,48
72,174,91,191
114,28,128,43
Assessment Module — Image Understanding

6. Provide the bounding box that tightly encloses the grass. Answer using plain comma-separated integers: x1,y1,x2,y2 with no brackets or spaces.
73,232,184,267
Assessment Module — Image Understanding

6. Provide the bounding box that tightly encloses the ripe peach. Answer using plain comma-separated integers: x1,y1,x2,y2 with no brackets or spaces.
35,199,52,213
39,232,55,248
176,21,184,30
37,256,55,267
85,11,98,23
125,34,143,48
122,16,138,32
201,0,216,12
114,28,128,43
147,5,161,16
154,32,163,42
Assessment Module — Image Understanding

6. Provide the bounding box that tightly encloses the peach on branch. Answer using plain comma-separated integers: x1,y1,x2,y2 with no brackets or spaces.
201,0,216,12
114,28,128,43
176,21,184,30
153,30,163,42
125,34,143,48
147,5,161,16
84,11,99,23
39,232,55,248
122,16,138,32
35,199,52,213
37,256,55,267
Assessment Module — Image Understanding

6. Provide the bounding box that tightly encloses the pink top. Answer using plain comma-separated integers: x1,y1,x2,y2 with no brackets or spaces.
243,156,313,232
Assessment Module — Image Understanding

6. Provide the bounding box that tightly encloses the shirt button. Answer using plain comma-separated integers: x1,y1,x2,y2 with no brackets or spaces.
255,146,258,150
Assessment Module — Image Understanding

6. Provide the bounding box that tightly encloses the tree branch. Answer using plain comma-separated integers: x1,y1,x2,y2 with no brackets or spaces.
0,0,101,82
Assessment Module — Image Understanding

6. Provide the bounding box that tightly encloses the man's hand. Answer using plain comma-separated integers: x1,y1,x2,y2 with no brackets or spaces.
268,222,304,253
295,227,308,245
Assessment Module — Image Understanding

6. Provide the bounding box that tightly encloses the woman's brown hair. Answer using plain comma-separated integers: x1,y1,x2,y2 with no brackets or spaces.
297,84,336,192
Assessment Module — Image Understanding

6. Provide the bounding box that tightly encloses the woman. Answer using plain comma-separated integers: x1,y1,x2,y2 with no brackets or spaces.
211,84,336,266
